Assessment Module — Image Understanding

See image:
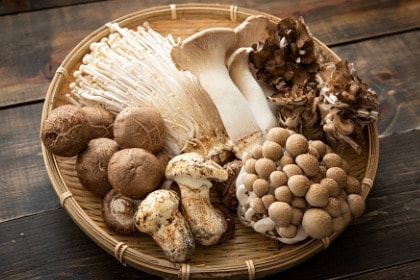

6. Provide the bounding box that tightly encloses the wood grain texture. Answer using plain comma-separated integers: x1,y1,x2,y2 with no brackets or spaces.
0,102,59,222
0,127,418,279
0,0,419,107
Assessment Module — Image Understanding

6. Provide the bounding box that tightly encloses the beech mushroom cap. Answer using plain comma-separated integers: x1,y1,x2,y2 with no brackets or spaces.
302,208,333,239
305,183,330,207
113,105,165,153
295,153,319,177
102,189,141,235
254,158,277,178
322,153,344,168
41,104,90,157
262,141,284,161
76,138,119,197
326,166,347,188
266,127,291,147
285,133,309,157
165,152,228,186
347,194,366,218
108,148,163,199
288,174,310,197
268,201,293,227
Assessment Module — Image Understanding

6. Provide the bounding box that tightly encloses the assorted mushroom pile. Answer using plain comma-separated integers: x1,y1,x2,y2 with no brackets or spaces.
41,15,378,263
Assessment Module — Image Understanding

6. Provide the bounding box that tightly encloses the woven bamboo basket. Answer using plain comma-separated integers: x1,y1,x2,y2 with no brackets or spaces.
41,3,379,279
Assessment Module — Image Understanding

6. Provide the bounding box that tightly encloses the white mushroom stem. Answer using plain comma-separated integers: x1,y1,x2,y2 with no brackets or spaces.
227,47,278,134
68,23,228,157
171,28,263,158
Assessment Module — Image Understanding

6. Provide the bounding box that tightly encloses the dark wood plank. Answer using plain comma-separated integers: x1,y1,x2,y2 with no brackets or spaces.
344,261,420,280
0,0,419,107
0,0,102,15
0,102,59,222
331,30,420,137
1,129,418,279
0,209,160,280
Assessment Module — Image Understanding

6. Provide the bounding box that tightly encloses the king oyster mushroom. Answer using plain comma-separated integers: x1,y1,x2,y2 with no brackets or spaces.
165,152,230,245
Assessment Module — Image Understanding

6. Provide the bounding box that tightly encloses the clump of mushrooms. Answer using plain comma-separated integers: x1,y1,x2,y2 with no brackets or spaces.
249,17,378,153
236,126,366,243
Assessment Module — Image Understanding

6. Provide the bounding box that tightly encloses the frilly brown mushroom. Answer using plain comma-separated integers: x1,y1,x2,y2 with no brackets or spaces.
249,17,378,153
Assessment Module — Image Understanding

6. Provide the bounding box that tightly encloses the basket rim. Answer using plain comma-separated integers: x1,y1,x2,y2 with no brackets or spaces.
40,3,380,279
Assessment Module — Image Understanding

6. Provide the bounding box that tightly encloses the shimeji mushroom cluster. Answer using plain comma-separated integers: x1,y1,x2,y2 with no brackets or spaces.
236,127,366,243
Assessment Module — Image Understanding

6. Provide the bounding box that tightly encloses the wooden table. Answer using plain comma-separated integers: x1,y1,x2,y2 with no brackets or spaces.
1,0,419,279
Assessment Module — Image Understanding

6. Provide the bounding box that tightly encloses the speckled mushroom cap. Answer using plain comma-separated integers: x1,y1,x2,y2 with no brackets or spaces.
165,152,228,183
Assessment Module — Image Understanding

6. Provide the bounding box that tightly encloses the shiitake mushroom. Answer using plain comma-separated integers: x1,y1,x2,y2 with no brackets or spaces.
81,106,114,139
113,105,166,153
107,148,163,199
76,138,119,197
102,189,142,235
41,105,91,157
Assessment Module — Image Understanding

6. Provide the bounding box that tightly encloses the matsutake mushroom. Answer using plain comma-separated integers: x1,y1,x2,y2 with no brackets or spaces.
165,152,230,245
135,189,195,262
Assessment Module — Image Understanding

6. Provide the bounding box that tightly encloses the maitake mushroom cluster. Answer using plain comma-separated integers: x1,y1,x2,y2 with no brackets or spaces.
236,127,366,243
249,17,378,153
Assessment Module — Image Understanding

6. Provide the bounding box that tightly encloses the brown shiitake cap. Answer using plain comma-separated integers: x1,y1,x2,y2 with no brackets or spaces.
305,183,329,208
285,134,309,157
155,151,170,177
274,185,293,203
347,194,366,218
108,148,163,199
81,106,114,139
102,189,141,235
288,174,310,197
302,208,333,239
322,153,344,169
345,175,362,195
76,138,119,197
255,158,277,178
113,105,165,154
262,141,284,161
41,104,90,157
253,178,270,197
326,166,347,188
268,201,293,227
282,164,303,179
295,153,319,177
320,177,341,197
269,170,288,188
266,127,291,147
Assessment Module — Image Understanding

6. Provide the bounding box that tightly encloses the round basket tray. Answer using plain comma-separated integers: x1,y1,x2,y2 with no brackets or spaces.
41,3,379,279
